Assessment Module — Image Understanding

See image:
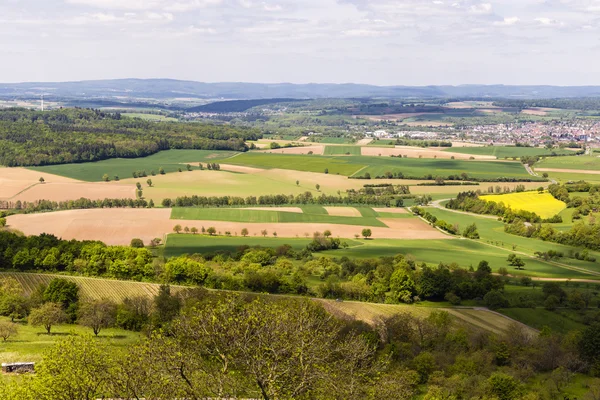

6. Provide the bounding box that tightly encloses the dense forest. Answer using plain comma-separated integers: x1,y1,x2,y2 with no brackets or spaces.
0,108,261,166
492,98,600,111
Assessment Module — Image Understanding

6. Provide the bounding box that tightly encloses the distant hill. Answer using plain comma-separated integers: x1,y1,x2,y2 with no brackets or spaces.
187,98,304,113
3,78,600,100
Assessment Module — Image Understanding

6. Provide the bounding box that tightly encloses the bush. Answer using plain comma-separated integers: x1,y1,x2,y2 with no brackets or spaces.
130,238,144,248
483,290,509,310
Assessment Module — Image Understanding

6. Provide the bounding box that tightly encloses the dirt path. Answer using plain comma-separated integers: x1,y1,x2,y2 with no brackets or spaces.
429,199,499,220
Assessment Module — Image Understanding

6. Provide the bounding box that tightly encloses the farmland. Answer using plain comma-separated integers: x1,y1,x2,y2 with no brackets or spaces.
444,146,576,159
535,154,600,171
29,150,237,182
323,145,361,156
217,152,540,181
479,191,567,219
170,207,389,227
0,272,184,303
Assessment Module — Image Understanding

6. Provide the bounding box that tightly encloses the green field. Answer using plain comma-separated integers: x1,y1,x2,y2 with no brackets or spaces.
0,316,140,364
122,113,177,122
310,137,354,144
444,146,576,159
420,208,600,277
217,153,540,181
499,308,585,334
164,234,365,257
536,155,600,170
323,146,361,156
319,238,595,278
170,207,389,227
30,150,238,182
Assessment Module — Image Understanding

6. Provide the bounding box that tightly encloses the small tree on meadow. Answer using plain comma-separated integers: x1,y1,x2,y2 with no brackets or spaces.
39,177,45,184
273,232,278,238
173,224,182,234
241,228,249,237
102,174,109,182
261,229,268,237
29,302,68,334
190,227,198,235
159,167,165,175
361,228,372,239
186,164,192,171
78,299,117,336
315,184,321,192
184,226,190,234
147,179,153,187
199,163,204,170
207,227,217,236
323,230,332,238
296,180,300,186
0,321,18,341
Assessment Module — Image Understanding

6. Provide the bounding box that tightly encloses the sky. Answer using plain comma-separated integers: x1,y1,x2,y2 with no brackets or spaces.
0,0,599,85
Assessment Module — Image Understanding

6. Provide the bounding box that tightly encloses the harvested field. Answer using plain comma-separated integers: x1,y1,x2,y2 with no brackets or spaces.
324,207,361,217
360,146,494,160
11,182,135,202
0,167,79,199
217,164,266,174
372,207,408,214
536,168,600,175
356,138,373,145
6,209,449,245
258,145,324,155
521,108,548,116
450,141,486,147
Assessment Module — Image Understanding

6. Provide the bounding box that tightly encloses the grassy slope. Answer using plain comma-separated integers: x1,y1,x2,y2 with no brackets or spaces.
216,153,539,181
444,146,575,159
319,238,593,278
165,234,363,257
536,155,600,170
422,208,600,277
170,208,389,227
29,150,237,182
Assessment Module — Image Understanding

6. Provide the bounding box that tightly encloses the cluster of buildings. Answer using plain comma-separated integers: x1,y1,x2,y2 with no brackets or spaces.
365,121,600,147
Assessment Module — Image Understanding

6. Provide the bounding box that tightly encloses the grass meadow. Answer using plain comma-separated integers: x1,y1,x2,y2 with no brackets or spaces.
536,155,600,170
422,208,600,277
480,191,567,219
29,150,237,182
0,316,140,364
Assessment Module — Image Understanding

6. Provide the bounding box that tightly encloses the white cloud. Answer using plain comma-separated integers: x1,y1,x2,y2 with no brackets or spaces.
468,3,492,14
164,0,223,12
342,29,387,37
65,0,163,10
493,16,520,26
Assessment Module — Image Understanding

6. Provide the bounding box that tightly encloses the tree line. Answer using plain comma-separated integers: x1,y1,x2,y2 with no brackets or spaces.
0,108,261,166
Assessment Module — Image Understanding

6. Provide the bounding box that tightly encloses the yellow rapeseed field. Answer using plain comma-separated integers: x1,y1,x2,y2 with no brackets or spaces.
480,191,566,219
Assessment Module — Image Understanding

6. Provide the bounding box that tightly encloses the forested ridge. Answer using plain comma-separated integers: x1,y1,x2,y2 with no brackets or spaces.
0,108,261,166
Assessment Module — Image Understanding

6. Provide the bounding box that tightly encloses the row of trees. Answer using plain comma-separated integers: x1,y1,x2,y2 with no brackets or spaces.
0,108,259,166
162,190,407,208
